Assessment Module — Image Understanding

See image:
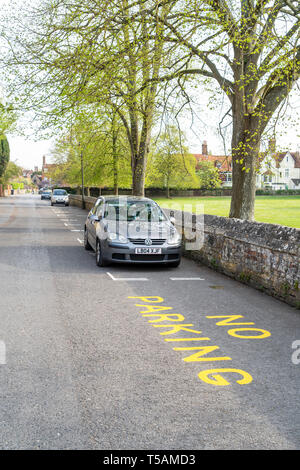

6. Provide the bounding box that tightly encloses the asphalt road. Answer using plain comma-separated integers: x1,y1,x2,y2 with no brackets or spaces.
0,194,299,450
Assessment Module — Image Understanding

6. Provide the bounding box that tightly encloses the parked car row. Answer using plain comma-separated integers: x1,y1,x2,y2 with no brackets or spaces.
40,189,70,206
41,191,181,267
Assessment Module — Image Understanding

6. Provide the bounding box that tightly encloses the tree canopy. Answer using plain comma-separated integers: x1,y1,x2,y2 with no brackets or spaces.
1,0,300,219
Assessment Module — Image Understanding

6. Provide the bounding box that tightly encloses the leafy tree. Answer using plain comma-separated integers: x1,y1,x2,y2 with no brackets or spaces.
0,136,10,179
196,161,222,189
4,1,299,217
49,109,132,191
0,101,15,180
143,0,300,219
3,0,177,196
2,160,22,183
146,127,199,197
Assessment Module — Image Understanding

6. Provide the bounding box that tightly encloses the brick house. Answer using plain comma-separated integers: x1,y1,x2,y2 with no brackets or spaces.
192,141,232,187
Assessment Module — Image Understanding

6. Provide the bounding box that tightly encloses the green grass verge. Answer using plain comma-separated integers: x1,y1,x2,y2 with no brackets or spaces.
155,195,300,228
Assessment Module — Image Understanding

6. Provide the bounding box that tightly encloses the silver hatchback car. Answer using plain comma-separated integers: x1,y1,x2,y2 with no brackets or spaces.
51,189,69,206
84,196,182,267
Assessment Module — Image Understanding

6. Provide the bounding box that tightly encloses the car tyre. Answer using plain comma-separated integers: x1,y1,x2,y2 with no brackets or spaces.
96,239,109,267
84,228,92,251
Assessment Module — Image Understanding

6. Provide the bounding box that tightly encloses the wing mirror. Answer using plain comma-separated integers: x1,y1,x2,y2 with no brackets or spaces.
93,213,103,222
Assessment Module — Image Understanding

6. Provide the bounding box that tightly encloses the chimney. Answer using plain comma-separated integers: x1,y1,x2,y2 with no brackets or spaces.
202,140,208,156
43,155,46,167
268,138,276,153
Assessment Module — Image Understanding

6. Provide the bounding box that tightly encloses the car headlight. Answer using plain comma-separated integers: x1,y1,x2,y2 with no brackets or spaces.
108,233,128,244
167,231,181,245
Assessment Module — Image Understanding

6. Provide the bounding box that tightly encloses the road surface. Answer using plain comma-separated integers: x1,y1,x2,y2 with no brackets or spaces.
0,194,299,449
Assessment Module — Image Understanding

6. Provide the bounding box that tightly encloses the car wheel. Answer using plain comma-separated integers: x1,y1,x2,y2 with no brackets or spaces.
84,228,92,251
96,239,109,267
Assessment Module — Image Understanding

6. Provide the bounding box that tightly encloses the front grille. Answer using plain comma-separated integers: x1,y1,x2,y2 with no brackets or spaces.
129,238,166,246
130,254,165,262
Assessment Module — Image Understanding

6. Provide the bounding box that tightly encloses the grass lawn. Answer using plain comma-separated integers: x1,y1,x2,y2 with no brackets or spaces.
155,195,300,228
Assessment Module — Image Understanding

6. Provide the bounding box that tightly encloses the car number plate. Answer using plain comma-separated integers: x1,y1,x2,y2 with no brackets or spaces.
135,248,162,254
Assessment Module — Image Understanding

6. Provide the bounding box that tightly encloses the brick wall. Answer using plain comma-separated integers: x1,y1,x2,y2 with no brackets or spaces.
169,210,300,308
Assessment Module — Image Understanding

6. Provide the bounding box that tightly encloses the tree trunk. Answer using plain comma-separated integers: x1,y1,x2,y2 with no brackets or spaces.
131,116,151,196
112,128,118,196
132,155,146,196
229,112,260,221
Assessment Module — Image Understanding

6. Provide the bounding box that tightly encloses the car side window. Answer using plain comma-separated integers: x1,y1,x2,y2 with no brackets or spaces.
91,199,102,215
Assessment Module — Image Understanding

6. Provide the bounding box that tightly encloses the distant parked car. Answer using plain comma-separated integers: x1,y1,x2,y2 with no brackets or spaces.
51,189,69,206
41,190,52,200
38,188,44,194
84,196,182,267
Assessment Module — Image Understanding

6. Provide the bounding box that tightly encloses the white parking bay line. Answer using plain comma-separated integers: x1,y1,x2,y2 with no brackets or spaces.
107,272,148,282
77,238,83,244
170,277,205,281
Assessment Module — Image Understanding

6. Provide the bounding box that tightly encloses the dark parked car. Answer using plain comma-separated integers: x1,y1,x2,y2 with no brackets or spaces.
41,190,52,200
84,196,182,267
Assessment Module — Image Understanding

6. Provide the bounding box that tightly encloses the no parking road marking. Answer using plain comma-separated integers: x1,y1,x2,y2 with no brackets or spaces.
170,277,205,281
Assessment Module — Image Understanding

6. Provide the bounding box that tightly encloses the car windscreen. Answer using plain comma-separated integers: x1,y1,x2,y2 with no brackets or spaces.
104,200,166,222
53,190,67,195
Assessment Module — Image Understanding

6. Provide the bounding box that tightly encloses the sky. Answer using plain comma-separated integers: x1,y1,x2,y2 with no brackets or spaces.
7,135,54,170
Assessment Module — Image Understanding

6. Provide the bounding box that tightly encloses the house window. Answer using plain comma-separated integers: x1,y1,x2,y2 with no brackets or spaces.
264,175,272,183
285,169,289,178
226,173,232,182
